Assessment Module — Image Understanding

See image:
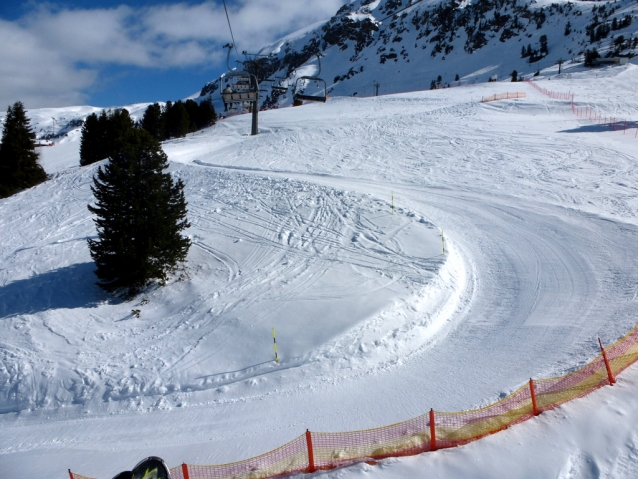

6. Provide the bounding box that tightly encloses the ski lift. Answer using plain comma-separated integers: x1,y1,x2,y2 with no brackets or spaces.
220,44,260,109
293,54,327,104
221,71,259,104
269,77,289,94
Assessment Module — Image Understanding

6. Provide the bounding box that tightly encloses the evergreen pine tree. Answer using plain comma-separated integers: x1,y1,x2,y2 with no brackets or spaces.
184,100,200,134
80,109,134,166
564,21,571,36
87,128,191,297
141,103,165,141
539,35,548,56
196,97,217,130
164,101,190,139
79,112,104,166
0,101,47,198
107,109,135,147
584,48,600,66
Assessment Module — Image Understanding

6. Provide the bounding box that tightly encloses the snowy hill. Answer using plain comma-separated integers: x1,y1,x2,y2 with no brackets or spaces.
200,0,637,103
2,60,638,478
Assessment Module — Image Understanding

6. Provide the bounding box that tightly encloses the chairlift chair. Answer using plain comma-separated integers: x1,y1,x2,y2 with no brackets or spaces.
293,77,327,103
292,53,327,104
234,79,251,91
264,75,288,95
221,71,259,104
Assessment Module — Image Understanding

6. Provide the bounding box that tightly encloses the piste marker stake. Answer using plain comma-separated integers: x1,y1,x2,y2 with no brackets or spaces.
272,328,279,363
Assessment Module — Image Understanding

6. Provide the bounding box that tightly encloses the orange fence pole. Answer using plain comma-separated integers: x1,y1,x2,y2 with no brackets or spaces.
599,338,616,385
429,409,437,451
306,429,316,473
182,463,190,479
529,379,539,416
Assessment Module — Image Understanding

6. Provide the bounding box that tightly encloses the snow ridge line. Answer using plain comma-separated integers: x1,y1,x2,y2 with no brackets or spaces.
70,322,638,479
525,78,638,138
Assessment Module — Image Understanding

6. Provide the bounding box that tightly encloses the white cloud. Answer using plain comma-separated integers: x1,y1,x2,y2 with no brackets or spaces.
142,0,348,50
0,19,96,109
0,0,348,108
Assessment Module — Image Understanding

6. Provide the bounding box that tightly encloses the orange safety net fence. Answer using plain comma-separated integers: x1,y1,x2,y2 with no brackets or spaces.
312,412,432,469
182,435,308,479
525,79,573,100
481,92,526,102
525,79,638,138
70,323,638,479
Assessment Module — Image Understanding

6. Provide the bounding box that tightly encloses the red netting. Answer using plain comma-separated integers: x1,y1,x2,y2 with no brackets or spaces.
184,434,307,479
70,473,98,479
481,92,526,102
607,324,638,376
435,382,533,448
312,413,431,469
169,465,185,479
71,323,638,479
534,356,609,412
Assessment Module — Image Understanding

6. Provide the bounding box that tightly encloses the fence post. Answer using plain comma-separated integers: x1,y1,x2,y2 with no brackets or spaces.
182,464,190,479
429,409,437,451
599,338,616,385
529,379,539,416
306,429,316,473
68,470,74,479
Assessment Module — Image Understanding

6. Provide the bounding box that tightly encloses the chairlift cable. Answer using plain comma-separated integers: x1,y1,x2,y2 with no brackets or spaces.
222,0,241,62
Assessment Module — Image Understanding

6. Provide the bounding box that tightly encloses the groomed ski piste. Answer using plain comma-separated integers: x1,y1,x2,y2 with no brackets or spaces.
2,64,638,478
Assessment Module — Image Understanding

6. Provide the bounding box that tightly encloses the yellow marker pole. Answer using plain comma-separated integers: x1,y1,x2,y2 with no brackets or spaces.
391,191,394,215
272,328,279,363
441,230,446,255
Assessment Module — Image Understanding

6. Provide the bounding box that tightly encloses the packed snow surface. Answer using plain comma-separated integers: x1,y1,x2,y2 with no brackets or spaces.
3,65,638,478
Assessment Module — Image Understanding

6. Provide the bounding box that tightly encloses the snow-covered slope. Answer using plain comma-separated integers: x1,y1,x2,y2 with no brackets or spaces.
3,62,638,478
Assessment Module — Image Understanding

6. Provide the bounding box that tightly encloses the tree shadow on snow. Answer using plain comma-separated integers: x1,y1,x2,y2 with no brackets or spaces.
559,120,638,134
0,262,110,318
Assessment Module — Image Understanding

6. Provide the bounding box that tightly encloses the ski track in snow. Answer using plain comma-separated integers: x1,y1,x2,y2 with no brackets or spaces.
2,65,638,479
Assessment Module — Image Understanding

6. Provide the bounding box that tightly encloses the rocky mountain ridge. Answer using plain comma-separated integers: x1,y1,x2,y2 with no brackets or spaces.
201,0,637,104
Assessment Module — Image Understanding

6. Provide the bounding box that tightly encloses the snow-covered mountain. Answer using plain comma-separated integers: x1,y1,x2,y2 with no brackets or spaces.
201,0,637,102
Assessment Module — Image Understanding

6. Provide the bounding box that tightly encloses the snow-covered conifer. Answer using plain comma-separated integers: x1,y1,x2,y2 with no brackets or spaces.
87,128,191,297
0,101,47,198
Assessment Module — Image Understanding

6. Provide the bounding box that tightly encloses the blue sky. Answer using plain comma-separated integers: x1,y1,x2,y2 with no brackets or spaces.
0,0,347,109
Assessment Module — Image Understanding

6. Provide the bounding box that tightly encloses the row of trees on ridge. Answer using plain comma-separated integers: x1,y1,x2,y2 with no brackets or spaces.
80,98,216,166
